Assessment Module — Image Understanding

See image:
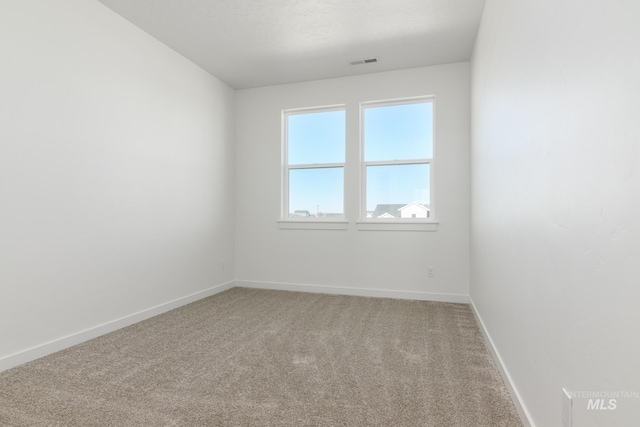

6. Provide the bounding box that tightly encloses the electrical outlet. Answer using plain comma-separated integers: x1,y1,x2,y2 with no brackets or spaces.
427,266,434,278
562,388,572,427
221,258,225,270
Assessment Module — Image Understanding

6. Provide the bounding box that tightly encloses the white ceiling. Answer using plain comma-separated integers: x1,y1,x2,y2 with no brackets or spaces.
97,0,486,89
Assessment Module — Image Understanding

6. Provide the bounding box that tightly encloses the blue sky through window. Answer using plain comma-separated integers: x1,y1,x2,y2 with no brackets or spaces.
366,164,430,212
288,110,345,165
286,101,432,217
289,167,343,215
364,102,432,162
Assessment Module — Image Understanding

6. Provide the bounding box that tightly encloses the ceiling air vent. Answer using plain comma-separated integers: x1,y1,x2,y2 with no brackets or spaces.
349,57,379,66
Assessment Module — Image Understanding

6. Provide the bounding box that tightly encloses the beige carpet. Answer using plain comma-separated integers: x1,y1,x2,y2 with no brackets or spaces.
0,288,522,426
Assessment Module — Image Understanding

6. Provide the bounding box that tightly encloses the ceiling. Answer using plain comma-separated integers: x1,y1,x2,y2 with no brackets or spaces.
97,0,486,90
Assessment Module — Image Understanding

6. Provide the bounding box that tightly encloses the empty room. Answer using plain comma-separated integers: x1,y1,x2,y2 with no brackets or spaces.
1,0,638,426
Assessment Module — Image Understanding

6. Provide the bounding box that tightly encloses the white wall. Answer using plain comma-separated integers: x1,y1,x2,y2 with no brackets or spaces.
0,0,235,370
471,1,640,426
235,64,470,301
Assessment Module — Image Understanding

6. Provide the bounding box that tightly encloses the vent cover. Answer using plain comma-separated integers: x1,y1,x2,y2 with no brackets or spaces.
349,57,379,66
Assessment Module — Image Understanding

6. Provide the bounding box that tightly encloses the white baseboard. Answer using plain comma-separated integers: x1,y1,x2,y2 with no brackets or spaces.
469,297,535,427
0,280,234,373
235,279,469,303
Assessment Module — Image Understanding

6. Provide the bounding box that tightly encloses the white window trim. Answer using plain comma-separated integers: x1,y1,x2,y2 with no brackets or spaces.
277,220,348,230
281,105,346,226
359,96,436,230
356,220,439,232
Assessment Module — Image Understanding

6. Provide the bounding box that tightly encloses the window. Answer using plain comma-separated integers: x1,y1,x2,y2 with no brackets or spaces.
361,98,434,223
280,97,437,231
282,106,346,223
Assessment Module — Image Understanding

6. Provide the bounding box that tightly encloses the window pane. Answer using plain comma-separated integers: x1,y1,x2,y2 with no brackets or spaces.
289,167,343,217
366,164,430,219
288,110,345,165
364,102,433,161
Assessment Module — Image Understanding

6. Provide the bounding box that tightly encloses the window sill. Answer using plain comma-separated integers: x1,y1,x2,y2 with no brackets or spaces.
278,220,348,230
356,221,439,231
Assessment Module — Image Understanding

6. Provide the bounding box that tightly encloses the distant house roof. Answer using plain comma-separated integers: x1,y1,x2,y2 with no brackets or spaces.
377,212,395,218
372,203,431,218
398,202,430,212
292,210,312,217
372,204,405,218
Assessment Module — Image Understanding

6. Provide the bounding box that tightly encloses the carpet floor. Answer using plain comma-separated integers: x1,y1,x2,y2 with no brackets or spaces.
0,287,523,426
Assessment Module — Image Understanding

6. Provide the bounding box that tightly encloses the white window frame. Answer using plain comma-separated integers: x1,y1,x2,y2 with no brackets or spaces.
357,96,438,232
279,105,348,230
